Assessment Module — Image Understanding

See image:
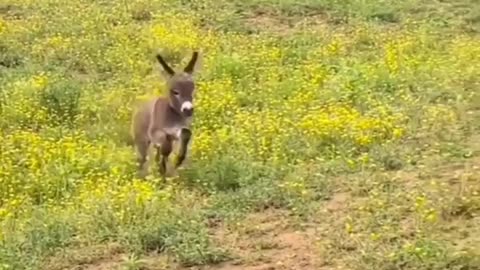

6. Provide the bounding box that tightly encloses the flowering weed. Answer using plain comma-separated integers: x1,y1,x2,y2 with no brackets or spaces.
0,0,479,269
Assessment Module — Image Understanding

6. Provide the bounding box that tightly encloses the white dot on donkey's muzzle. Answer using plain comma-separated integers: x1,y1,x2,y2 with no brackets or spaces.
181,101,193,112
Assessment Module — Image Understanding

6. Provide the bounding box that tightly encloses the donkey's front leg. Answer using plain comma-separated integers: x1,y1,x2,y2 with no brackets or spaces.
175,128,192,169
154,135,173,179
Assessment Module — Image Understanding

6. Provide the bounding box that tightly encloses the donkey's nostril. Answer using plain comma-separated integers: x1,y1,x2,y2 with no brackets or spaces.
183,108,193,117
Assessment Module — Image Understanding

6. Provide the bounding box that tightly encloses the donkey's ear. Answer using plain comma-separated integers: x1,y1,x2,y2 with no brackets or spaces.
184,51,201,75
156,54,175,77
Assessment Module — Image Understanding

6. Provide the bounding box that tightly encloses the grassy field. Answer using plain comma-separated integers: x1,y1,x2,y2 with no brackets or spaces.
1,0,480,269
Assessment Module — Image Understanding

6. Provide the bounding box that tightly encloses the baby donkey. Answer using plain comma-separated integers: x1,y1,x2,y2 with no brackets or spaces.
132,51,200,179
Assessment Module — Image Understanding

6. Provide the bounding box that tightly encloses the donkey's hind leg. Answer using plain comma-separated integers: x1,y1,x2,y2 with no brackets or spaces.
135,138,150,179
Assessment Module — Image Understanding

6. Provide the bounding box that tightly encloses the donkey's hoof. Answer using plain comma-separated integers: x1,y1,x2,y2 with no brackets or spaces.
166,170,178,179
137,170,148,179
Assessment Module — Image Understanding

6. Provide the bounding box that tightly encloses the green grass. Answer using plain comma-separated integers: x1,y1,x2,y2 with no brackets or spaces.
0,0,479,269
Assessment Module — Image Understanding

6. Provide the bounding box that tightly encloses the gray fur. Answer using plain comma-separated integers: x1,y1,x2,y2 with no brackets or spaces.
131,52,199,179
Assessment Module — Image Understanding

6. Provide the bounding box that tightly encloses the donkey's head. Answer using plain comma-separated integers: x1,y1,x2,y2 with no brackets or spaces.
156,52,199,118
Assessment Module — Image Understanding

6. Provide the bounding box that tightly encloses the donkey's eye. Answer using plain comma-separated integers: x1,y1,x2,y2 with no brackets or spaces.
172,90,179,96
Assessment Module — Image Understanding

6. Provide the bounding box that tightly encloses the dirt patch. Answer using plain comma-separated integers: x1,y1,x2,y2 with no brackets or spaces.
325,192,350,212
242,11,330,36
243,14,293,35
82,257,123,270
202,209,323,270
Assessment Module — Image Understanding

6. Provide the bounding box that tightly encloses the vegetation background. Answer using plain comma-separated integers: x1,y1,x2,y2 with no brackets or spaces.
0,0,479,269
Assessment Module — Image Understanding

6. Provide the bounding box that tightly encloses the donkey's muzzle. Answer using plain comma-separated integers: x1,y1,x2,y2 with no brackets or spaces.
182,107,194,117
181,101,193,117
